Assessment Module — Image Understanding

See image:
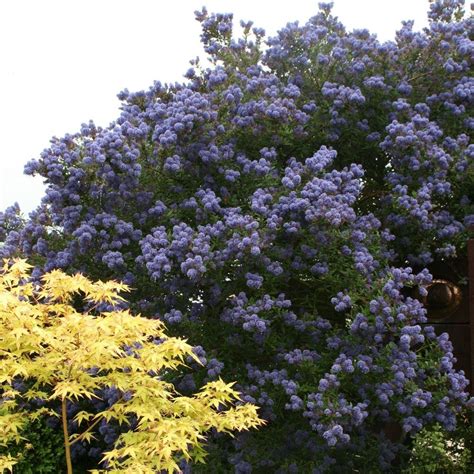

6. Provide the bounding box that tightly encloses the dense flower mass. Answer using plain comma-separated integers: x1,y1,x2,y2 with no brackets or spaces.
1,0,473,471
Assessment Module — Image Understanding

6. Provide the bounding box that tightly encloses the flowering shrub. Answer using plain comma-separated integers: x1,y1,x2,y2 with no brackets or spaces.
403,422,472,473
1,0,473,471
0,260,263,473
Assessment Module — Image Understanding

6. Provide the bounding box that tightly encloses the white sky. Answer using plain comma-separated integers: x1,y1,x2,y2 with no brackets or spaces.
0,0,430,214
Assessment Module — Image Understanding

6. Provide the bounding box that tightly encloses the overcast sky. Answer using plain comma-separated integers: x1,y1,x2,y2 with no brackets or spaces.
0,0,430,214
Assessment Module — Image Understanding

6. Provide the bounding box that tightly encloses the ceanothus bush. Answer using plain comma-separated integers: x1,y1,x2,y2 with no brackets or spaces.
1,0,473,471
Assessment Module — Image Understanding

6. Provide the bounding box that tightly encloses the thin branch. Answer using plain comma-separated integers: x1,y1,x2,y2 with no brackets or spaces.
70,415,103,446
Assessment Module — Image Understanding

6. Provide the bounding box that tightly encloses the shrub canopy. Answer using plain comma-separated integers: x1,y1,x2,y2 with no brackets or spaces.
1,0,473,471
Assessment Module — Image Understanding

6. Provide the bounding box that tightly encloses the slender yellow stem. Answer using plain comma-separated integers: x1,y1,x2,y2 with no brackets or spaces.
70,416,102,445
62,398,73,474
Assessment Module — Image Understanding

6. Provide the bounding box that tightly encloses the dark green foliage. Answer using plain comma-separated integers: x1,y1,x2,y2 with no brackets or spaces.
1,418,65,474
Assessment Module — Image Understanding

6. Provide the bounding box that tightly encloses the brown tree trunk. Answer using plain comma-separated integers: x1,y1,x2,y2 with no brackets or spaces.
62,398,73,474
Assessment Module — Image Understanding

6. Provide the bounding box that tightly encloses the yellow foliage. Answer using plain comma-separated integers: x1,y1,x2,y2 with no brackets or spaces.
0,259,264,473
